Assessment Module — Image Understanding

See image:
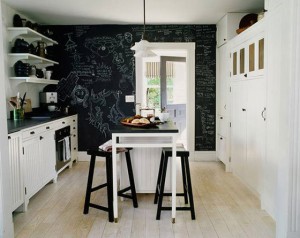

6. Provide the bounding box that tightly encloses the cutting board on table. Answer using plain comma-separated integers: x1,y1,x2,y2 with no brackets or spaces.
23,99,32,112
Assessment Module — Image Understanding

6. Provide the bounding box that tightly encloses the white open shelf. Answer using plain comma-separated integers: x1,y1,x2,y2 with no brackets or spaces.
10,77,59,85
7,27,58,45
8,53,59,66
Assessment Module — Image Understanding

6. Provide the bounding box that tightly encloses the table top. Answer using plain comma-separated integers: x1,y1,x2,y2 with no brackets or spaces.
111,121,178,134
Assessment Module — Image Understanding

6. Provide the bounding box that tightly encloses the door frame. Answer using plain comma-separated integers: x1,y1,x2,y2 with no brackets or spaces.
135,42,196,158
160,56,186,109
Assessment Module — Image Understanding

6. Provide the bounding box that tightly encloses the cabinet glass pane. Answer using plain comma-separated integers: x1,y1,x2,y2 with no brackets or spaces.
240,48,245,74
259,38,264,70
233,52,237,75
249,43,255,72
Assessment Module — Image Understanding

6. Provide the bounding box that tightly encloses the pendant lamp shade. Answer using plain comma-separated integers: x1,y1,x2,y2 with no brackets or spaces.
131,0,155,57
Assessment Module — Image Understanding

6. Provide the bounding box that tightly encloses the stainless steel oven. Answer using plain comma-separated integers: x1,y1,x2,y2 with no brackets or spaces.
55,126,71,172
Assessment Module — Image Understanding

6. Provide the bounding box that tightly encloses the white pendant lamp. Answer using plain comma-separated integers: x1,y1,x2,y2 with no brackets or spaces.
131,0,155,57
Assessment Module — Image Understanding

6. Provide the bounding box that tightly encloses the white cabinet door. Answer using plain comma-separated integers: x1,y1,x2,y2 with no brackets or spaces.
231,82,247,178
22,128,56,210
8,132,24,212
230,25,265,80
217,135,227,163
23,137,42,200
39,131,56,185
216,13,249,47
245,78,266,193
231,78,266,194
217,15,227,47
217,45,229,116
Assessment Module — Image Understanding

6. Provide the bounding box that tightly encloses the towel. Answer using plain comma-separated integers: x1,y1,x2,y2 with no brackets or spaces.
63,137,71,162
99,139,127,153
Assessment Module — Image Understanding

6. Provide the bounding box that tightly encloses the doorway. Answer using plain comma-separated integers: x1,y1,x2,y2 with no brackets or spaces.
135,43,195,156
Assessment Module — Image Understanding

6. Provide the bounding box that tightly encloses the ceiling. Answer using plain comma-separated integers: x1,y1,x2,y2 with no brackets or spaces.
3,0,264,25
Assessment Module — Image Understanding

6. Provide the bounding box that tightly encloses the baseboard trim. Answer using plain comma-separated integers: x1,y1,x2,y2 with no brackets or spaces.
192,151,217,161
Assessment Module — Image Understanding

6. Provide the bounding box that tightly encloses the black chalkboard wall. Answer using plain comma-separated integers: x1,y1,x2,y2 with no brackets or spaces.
47,24,216,151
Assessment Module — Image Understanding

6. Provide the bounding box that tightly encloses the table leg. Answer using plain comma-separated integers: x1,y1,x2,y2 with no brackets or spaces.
171,135,177,223
112,135,118,222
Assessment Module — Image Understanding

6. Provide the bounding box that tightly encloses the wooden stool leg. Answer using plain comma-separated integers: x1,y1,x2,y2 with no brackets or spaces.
181,156,188,204
184,156,195,220
154,151,165,204
83,154,96,214
125,150,138,208
106,155,114,222
156,153,168,220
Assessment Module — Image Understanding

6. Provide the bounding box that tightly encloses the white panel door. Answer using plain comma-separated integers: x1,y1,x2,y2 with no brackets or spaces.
8,132,24,211
23,137,42,199
39,131,56,185
231,82,247,179
246,78,266,193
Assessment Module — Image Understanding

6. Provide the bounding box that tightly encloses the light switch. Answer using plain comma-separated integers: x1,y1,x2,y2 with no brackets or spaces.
125,95,135,103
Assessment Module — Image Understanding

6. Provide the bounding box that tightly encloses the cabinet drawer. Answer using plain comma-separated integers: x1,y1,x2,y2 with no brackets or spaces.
217,115,227,136
217,135,227,163
70,116,77,125
22,123,53,139
54,115,77,130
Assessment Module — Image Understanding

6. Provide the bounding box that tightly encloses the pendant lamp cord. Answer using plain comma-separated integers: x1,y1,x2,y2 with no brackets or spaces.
143,0,146,40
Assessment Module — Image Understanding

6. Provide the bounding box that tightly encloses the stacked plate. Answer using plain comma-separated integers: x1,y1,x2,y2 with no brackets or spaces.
14,61,30,77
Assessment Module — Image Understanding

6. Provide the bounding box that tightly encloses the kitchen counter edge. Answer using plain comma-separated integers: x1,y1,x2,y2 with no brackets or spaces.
7,113,77,134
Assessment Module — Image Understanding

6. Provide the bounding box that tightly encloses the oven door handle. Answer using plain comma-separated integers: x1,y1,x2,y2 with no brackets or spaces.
57,135,71,143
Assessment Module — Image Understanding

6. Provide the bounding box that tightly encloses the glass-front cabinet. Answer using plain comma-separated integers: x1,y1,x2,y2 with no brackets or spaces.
231,31,264,80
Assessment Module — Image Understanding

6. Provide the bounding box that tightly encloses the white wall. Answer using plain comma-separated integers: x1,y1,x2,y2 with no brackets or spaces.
172,62,186,104
0,1,14,237
2,3,44,119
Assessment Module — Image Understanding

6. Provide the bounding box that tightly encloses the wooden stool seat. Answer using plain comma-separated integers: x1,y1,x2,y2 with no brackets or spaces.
154,146,195,220
83,148,138,222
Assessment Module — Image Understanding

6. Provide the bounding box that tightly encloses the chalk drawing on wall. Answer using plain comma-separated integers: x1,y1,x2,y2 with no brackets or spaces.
85,37,118,57
95,63,112,82
70,85,89,108
86,104,110,137
112,52,124,65
64,33,77,52
107,90,125,124
90,89,112,106
57,72,79,102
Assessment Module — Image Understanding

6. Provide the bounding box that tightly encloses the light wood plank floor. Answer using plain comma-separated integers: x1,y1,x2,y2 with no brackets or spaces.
13,161,275,238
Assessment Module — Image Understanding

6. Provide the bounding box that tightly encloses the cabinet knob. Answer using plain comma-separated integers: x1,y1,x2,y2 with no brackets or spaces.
224,39,226,41
30,131,35,135
8,136,11,140
46,126,50,129
244,73,247,77
40,136,43,140
220,137,223,140
242,108,246,111
62,121,65,124
220,116,223,119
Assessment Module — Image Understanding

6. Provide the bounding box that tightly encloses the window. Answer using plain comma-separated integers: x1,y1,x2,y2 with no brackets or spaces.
144,62,174,111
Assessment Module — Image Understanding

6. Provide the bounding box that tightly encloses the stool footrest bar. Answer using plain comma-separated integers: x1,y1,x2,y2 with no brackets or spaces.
91,183,108,192
89,203,110,212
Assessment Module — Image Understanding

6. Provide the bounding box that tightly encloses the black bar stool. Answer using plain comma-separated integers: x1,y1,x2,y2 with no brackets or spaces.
83,148,138,222
154,146,195,220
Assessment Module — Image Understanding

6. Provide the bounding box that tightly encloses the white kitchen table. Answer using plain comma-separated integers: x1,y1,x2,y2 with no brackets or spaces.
111,122,178,223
